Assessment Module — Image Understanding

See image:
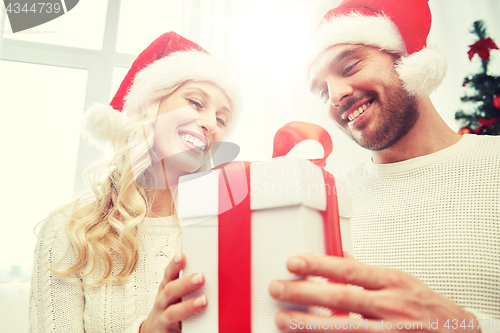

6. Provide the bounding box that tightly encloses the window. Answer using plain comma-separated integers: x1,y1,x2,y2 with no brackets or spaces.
2,0,108,50
0,60,87,281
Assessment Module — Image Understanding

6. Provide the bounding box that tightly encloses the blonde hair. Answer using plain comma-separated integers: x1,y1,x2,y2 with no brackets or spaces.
49,83,184,286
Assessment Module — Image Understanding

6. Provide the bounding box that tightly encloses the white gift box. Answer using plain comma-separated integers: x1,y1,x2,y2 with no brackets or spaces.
178,156,351,333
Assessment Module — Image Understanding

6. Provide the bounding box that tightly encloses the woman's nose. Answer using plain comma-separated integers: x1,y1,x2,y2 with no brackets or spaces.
199,110,217,135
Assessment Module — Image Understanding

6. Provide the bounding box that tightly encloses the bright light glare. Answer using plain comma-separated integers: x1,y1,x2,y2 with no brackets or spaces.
231,2,315,78
116,0,182,54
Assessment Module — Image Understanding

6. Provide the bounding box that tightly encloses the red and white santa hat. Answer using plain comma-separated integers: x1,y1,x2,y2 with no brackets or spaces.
83,32,240,147
313,0,447,96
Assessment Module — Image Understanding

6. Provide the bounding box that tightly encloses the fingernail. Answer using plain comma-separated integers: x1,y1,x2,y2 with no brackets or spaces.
269,281,284,299
191,273,204,284
288,257,306,272
173,252,182,264
276,312,290,331
193,295,207,308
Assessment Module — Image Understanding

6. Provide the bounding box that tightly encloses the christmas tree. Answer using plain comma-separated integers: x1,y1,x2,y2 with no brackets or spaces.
455,20,500,135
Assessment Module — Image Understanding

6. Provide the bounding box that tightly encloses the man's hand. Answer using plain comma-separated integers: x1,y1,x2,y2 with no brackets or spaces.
269,254,479,332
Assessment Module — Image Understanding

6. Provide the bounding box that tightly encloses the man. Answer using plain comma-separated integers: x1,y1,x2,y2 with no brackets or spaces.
268,0,500,332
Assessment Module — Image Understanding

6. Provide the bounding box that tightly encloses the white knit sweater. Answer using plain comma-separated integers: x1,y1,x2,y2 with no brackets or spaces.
29,214,181,333
344,134,500,326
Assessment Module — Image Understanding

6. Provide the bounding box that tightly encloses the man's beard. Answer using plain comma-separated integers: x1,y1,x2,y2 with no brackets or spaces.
340,81,419,152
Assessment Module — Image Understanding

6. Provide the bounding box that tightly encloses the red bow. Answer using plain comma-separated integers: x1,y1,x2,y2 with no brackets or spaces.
468,38,499,61
272,121,333,168
475,117,500,134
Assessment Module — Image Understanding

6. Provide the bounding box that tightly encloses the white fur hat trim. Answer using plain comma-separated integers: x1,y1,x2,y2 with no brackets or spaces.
396,46,448,96
314,14,407,56
81,103,124,148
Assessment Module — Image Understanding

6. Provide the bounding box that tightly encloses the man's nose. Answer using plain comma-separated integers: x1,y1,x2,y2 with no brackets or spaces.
328,78,354,108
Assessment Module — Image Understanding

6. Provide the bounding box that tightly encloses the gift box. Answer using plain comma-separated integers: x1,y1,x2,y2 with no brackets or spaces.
178,122,351,333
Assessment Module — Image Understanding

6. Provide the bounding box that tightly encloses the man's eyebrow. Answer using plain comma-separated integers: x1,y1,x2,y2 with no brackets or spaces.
309,46,364,93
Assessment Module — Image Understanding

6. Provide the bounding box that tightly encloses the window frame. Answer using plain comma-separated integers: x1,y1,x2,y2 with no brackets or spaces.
0,1,135,195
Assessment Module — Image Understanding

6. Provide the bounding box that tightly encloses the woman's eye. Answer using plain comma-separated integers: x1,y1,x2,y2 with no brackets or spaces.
319,89,329,102
188,99,203,109
217,117,226,127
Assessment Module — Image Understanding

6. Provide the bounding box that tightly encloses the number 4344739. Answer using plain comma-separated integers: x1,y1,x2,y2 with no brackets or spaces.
443,318,498,330
5,3,62,14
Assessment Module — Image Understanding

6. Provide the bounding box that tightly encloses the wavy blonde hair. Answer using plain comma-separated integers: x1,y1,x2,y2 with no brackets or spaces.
49,83,185,286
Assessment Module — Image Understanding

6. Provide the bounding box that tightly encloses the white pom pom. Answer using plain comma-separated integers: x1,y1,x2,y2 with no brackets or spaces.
396,47,448,96
81,103,124,148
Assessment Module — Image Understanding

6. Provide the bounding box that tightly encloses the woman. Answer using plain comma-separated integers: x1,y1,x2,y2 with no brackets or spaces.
29,32,240,333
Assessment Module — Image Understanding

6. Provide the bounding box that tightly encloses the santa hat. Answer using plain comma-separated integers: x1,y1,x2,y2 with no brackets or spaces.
313,0,447,96
82,32,240,147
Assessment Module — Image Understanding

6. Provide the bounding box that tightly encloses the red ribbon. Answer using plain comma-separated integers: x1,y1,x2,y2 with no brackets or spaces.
217,122,342,332
321,170,343,257
218,162,252,333
468,37,499,61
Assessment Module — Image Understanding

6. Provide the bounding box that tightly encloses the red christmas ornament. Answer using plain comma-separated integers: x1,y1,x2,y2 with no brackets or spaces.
494,95,500,109
468,37,499,61
458,127,473,135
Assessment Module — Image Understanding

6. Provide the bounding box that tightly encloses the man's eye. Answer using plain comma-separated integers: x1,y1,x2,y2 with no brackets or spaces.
188,99,202,109
343,60,361,75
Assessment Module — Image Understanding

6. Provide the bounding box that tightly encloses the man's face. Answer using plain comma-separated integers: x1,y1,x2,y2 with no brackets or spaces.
309,44,418,151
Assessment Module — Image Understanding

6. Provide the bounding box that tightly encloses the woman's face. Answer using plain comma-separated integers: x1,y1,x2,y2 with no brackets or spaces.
153,81,233,176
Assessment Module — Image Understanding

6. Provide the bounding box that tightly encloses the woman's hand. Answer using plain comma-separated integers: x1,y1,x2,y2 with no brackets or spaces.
140,252,207,333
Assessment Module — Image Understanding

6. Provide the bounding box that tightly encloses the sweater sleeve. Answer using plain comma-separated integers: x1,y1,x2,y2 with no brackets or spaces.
28,213,85,332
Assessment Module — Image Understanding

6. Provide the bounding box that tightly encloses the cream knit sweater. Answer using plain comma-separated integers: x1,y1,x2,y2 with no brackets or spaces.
345,134,500,328
29,214,181,333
